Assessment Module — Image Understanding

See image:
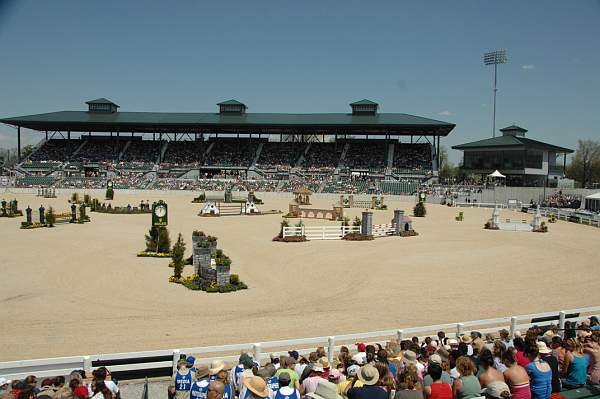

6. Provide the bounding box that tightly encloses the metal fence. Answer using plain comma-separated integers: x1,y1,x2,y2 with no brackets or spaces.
1,306,598,380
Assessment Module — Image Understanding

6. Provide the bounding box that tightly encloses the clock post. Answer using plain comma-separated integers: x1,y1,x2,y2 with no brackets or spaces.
152,200,168,227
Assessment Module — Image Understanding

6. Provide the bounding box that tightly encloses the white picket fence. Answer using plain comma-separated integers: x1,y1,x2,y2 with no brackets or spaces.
1,306,598,380
529,208,600,228
283,225,360,240
372,223,395,237
454,202,507,209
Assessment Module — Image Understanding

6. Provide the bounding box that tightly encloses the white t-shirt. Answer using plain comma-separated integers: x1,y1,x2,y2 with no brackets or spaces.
88,380,119,398
352,352,367,365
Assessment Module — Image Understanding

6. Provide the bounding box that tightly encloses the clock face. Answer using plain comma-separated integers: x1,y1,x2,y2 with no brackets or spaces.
155,205,166,217
107,181,113,188
420,193,425,199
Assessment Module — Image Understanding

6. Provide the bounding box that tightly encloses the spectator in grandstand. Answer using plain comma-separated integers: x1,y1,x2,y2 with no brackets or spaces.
493,341,508,372
190,366,210,398
523,344,552,399
275,356,301,390
271,372,300,399
513,338,530,368
172,359,196,399
478,349,505,388
483,381,512,399
0,377,12,397
352,343,367,366
583,332,600,385
207,381,225,399
560,338,588,388
452,357,481,399
423,363,452,399
91,380,113,399
395,363,422,399
423,354,452,387
37,378,56,399
372,362,394,398
501,349,531,399
536,341,560,395
345,364,386,399
54,377,82,399
241,375,270,399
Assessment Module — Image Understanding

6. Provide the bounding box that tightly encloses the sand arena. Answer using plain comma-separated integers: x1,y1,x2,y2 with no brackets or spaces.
0,190,598,361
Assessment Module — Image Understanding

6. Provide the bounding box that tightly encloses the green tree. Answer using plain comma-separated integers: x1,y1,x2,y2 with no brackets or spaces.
171,233,186,278
439,146,458,181
413,201,427,217
145,226,171,253
566,140,600,188
21,145,35,160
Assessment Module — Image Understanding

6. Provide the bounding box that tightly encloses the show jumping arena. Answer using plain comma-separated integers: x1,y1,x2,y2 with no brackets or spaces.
0,189,599,361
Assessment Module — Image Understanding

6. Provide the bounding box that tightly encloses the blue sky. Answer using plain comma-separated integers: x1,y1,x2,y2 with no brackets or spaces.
1,0,599,163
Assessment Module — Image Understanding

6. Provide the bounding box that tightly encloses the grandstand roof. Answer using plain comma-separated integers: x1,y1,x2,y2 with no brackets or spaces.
350,99,378,105
85,98,119,107
217,99,247,107
452,135,573,153
1,108,455,136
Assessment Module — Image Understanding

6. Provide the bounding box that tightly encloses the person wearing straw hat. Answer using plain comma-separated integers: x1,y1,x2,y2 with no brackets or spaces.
306,380,343,399
209,360,226,381
483,381,512,399
537,341,560,394
190,365,210,399
345,364,386,399
241,376,270,399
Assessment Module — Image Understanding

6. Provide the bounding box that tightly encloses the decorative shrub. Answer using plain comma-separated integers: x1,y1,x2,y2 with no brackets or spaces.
352,216,361,227
343,233,373,241
171,233,186,278
45,207,56,227
413,201,427,217
341,217,350,227
230,274,240,285
145,226,171,253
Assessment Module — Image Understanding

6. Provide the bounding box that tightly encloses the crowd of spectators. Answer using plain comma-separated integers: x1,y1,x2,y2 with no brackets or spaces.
256,143,305,171
161,319,600,399
161,141,205,167
29,140,70,162
70,140,121,163
121,141,161,163
302,143,343,170
343,142,388,171
542,192,581,209
204,140,259,168
393,144,432,174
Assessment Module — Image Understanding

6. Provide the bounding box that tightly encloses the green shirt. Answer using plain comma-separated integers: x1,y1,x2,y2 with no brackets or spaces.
274,368,300,387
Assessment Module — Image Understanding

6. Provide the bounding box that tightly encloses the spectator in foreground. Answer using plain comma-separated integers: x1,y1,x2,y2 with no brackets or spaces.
584,331,600,385
241,376,270,399
91,381,113,399
561,339,588,388
345,364,386,399
523,344,552,399
207,381,224,399
483,381,512,399
273,372,300,399
502,350,530,399
305,379,342,399
423,363,452,399
452,356,481,399
479,349,505,388
536,342,560,395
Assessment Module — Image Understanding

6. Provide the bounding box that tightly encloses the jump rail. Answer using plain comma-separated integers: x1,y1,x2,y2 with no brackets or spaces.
1,306,598,380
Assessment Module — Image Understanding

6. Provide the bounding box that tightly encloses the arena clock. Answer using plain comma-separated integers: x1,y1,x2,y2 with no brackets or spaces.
419,192,426,203
152,200,168,226
107,180,113,189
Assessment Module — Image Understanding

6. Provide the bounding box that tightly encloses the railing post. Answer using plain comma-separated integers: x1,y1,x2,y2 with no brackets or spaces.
83,356,92,375
172,349,181,375
558,311,566,338
327,336,335,365
509,316,517,339
253,343,262,366
456,323,464,338
397,329,404,342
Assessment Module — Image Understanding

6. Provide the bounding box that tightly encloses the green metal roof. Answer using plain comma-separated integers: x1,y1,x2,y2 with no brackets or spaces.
350,99,378,105
1,110,456,136
216,99,246,106
85,98,119,107
452,135,573,153
499,125,527,132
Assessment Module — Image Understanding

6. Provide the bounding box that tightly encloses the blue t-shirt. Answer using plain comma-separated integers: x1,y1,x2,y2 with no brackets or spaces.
525,361,552,399
175,370,194,392
190,380,209,399
274,386,300,399
266,376,279,393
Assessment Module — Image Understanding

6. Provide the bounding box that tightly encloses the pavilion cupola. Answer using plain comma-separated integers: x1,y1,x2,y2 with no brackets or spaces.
86,98,119,113
499,125,528,137
350,99,379,115
217,99,247,114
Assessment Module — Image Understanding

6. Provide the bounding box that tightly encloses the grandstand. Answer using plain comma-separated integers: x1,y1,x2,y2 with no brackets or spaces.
1,98,455,193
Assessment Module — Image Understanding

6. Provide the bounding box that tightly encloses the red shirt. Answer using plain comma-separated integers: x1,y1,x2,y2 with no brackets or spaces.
429,382,453,399
516,351,531,367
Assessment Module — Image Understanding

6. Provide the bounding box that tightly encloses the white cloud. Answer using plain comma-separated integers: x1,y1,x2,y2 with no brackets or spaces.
522,64,536,70
438,110,453,116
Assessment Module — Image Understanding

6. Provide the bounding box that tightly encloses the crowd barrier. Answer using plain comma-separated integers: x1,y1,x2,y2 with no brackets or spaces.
1,305,598,381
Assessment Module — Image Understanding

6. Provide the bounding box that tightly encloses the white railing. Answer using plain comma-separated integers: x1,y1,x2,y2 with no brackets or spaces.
372,223,395,237
1,306,598,380
282,225,360,240
454,202,507,209
527,208,600,228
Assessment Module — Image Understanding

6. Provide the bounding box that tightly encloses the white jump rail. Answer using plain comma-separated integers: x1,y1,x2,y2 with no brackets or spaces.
454,202,507,208
527,208,600,228
283,226,360,240
2,306,598,380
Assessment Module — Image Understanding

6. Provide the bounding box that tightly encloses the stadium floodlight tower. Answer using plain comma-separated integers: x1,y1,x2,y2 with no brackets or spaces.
484,49,508,138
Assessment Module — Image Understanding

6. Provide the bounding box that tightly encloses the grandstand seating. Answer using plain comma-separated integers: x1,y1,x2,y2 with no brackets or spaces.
256,142,305,170
16,176,55,187
393,143,431,173
380,180,418,195
343,141,387,170
29,139,71,162
204,139,258,167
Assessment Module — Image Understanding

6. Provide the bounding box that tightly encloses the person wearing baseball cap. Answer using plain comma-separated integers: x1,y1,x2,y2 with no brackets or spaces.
345,364,386,399
0,377,12,396
273,372,301,399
